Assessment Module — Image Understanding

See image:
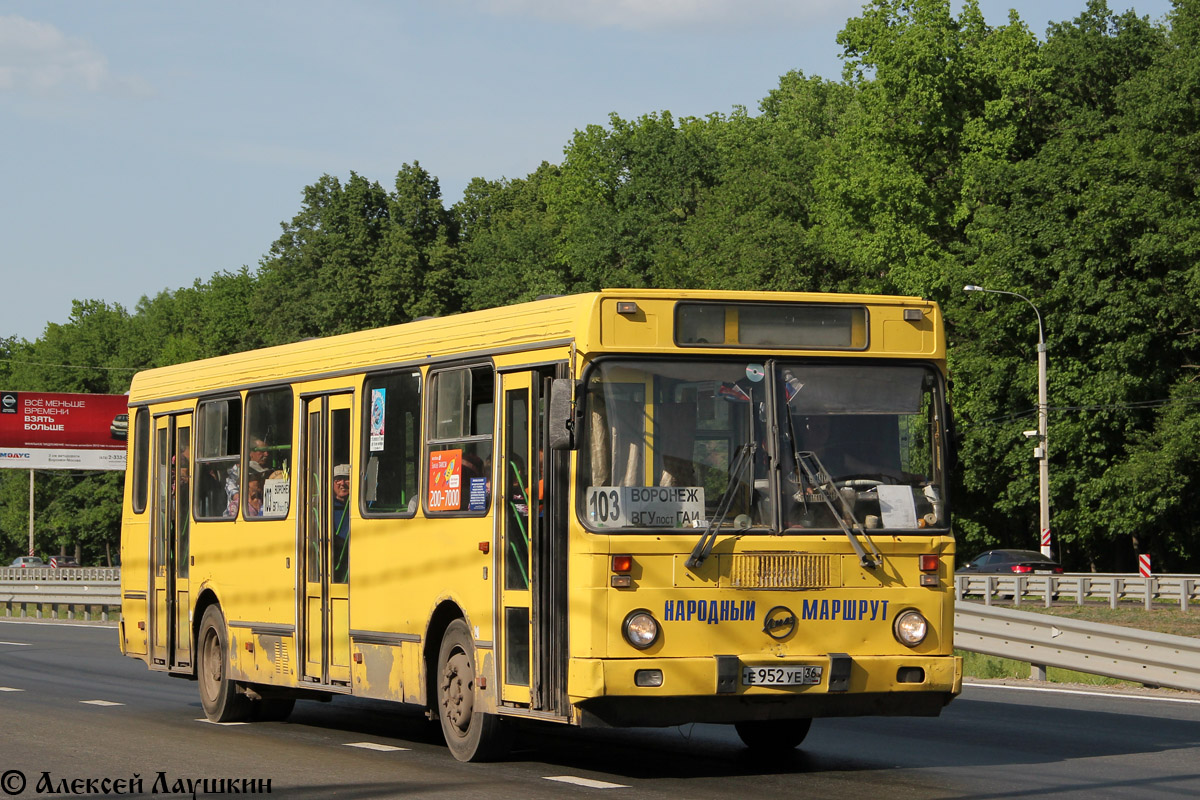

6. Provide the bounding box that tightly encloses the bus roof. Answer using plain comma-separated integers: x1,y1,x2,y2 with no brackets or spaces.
127,289,941,404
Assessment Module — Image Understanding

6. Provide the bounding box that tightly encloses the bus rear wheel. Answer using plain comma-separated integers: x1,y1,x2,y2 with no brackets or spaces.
197,605,252,723
436,619,508,762
734,718,813,753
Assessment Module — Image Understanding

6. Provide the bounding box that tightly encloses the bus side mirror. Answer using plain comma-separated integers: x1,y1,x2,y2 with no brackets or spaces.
548,378,577,451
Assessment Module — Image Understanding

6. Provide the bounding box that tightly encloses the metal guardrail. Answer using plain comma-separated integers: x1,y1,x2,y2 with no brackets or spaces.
0,567,120,581
0,572,120,621
955,602,1200,692
956,573,1200,611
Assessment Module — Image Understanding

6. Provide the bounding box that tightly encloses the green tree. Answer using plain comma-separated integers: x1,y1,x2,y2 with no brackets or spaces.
545,111,717,291
455,164,567,309
953,0,1180,568
677,74,852,292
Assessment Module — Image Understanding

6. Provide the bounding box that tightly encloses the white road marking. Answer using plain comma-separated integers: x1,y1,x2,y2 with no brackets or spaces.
964,681,1200,705
344,742,410,752
81,700,124,706
0,619,116,629
0,687,24,692
544,776,629,789
196,718,247,725
0,641,32,646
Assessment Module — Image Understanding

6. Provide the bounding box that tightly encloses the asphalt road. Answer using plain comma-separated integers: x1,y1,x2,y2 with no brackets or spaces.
2,619,1199,798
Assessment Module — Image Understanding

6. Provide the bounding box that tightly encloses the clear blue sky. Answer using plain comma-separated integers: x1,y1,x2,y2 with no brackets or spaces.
0,0,1176,343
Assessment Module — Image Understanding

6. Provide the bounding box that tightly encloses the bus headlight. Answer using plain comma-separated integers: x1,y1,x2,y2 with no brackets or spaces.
622,609,660,650
893,609,929,647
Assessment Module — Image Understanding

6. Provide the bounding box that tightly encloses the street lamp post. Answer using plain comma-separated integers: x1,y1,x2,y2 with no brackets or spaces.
964,285,1051,558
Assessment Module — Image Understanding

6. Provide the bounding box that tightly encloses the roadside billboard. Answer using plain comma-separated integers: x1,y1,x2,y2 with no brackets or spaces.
0,391,128,470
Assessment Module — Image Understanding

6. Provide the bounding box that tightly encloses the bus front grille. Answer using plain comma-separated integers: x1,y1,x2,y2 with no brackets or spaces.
725,553,835,589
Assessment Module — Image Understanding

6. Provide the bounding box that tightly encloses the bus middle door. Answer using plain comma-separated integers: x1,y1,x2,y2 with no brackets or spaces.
498,373,533,706
299,392,353,687
498,368,568,716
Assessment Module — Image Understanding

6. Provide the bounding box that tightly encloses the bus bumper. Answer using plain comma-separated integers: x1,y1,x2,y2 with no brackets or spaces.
569,653,962,728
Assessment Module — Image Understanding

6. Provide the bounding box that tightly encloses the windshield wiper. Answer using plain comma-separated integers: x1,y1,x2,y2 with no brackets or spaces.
687,441,756,569
794,450,883,570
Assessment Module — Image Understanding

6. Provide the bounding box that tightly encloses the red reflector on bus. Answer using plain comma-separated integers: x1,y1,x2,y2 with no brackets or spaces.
919,554,939,572
612,555,633,573
478,541,490,554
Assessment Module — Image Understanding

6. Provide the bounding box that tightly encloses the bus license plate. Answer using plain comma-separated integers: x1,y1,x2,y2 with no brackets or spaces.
741,665,823,686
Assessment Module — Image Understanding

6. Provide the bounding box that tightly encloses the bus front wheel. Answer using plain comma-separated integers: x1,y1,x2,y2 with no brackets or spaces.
197,605,252,723
436,619,508,762
734,718,813,753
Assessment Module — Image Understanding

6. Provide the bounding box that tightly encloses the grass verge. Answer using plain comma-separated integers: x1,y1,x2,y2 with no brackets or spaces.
958,650,1133,686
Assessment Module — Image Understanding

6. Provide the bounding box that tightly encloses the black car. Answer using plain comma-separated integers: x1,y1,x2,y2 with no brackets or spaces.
957,549,1064,574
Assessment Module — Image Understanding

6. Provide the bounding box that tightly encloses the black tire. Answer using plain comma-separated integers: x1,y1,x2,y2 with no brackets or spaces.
734,718,813,753
197,605,253,722
436,619,509,762
252,697,295,722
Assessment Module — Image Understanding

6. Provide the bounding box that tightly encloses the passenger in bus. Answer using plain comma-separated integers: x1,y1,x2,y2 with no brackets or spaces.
225,436,271,516
244,461,269,517
332,463,351,583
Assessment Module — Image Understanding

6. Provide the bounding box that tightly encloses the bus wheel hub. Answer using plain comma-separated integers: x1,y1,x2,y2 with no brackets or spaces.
441,652,474,731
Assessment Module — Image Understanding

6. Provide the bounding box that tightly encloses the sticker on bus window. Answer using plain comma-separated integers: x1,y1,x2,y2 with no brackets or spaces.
467,476,488,511
370,388,386,452
263,478,289,517
428,449,462,511
585,486,705,528
877,485,918,528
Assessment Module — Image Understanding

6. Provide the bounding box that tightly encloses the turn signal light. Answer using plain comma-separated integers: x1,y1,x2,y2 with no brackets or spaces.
611,555,634,586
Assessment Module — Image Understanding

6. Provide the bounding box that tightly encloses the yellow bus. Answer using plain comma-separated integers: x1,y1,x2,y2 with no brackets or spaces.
119,289,961,761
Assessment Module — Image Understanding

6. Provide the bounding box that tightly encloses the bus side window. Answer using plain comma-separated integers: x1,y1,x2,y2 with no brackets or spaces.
131,408,150,513
194,397,242,520
426,365,494,515
245,388,293,519
362,370,421,516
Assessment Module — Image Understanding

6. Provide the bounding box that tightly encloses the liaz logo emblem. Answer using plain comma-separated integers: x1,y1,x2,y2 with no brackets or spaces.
762,605,797,640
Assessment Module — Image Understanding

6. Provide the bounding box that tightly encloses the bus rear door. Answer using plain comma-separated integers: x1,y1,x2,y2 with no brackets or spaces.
150,412,192,673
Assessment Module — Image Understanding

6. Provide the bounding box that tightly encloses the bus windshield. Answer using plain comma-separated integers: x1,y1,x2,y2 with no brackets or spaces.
580,359,947,533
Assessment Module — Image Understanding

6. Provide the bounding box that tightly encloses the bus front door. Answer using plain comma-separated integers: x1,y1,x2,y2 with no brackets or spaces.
150,413,192,673
498,369,568,716
299,393,353,687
